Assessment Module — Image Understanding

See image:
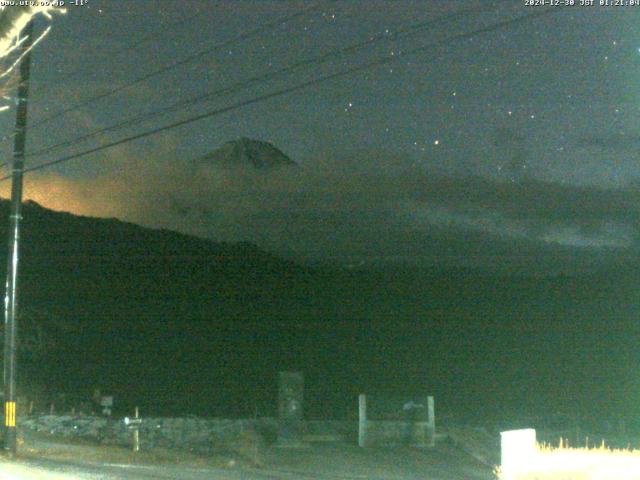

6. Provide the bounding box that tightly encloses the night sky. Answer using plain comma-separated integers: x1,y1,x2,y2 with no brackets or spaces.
2,0,640,270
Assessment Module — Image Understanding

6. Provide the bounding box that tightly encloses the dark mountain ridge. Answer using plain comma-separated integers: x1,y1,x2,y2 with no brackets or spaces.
0,199,637,425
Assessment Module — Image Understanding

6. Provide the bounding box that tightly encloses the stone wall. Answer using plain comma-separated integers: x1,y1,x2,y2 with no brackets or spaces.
20,415,434,451
366,420,433,446
20,415,279,455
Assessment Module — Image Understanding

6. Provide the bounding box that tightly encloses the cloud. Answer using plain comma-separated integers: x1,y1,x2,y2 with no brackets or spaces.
10,145,640,269
408,203,634,249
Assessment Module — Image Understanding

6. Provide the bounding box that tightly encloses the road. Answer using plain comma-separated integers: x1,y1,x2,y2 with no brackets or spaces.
0,448,495,480
4,429,497,480
0,457,285,480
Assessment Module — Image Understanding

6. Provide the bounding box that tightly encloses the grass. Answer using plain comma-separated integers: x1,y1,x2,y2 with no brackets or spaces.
496,439,640,480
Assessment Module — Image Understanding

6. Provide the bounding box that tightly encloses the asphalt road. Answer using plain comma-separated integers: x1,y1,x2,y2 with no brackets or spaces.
0,457,284,480
0,450,495,480
2,428,497,480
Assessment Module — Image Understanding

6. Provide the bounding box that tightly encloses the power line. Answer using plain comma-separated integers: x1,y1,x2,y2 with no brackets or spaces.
0,6,567,182
26,2,508,160
26,2,325,131
15,6,566,178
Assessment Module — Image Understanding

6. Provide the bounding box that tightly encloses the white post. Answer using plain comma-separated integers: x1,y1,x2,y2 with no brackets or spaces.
133,406,140,452
358,394,367,447
500,429,537,476
427,396,435,447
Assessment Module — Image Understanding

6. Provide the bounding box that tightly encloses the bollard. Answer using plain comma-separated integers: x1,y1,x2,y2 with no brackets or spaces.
124,407,142,452
133,407,140,452
358,394,367,448
427,396,435,447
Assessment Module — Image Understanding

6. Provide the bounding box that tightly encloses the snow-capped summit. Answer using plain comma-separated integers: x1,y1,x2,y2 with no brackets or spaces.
199,137,297,171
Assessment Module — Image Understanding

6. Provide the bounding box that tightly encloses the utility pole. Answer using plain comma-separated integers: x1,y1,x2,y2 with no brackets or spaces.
3,19,34,457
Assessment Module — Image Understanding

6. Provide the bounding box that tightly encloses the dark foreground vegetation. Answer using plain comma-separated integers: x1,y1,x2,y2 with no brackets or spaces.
2,200,637,429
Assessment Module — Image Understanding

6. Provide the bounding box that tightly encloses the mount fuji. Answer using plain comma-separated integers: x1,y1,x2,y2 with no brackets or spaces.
199,137,297,171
